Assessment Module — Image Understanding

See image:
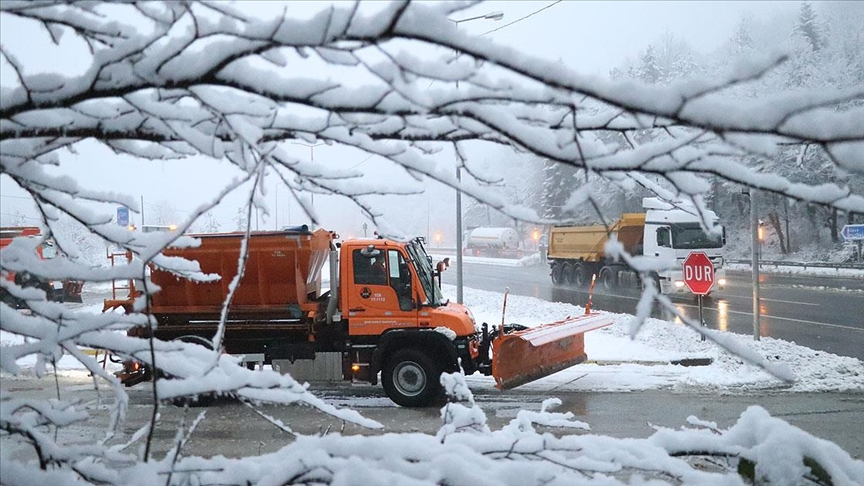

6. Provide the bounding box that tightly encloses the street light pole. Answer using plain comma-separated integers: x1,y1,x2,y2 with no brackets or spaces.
750,189,761,341
456,166,464,304
290,141,325,215
451,10,503,305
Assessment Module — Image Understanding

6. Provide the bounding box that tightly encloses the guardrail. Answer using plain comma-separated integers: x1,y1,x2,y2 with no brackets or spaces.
726,259,864,270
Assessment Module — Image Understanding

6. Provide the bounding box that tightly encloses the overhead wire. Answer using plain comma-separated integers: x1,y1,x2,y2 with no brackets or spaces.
351,0,565,171
480,0,564,37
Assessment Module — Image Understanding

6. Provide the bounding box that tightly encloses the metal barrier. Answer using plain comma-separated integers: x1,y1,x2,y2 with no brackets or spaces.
726,259,864,271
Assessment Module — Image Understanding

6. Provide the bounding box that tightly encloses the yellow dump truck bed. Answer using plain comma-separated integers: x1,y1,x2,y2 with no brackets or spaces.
548,213,646,262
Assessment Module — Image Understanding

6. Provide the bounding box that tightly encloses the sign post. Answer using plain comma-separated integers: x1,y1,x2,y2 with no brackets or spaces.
682,251,715,341
841,224,864,263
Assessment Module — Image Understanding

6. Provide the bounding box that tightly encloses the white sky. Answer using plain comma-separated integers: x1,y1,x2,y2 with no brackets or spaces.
0,1,800,242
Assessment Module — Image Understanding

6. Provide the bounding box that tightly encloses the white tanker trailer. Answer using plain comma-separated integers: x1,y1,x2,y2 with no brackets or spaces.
464,227,524,258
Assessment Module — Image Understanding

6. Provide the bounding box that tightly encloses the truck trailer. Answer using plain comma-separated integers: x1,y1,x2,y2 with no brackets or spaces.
463,227,524,258
547,198,726,295
108,228,611,407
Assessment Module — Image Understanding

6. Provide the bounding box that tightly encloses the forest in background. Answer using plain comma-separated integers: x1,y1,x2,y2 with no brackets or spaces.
465,2,863,262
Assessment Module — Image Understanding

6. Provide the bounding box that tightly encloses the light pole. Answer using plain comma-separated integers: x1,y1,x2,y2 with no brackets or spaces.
451,10,503,304
745,189,761,341
291,141,326,211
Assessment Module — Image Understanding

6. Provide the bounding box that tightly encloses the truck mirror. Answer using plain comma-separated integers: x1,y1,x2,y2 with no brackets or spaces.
436,261,448,273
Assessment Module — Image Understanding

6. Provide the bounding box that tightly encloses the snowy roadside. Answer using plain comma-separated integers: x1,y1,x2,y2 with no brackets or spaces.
446,284,864,395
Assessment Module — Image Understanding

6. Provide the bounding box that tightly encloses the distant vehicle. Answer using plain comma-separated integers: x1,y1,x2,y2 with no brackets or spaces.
463,227,524,258
141,224,178,233
0,226,84,305
547,198,727,295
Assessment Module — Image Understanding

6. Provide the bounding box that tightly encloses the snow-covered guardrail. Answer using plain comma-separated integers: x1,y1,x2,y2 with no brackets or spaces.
725,259,864,279
726,259,863,270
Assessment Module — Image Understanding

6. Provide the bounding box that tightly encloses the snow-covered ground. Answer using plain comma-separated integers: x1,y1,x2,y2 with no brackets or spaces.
451,284,864,394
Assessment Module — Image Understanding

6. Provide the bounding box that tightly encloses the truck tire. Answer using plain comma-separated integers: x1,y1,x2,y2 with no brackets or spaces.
382,348,441,407
572,264,589,288
562,262,576,286
550,262,564,285
599,267,617,289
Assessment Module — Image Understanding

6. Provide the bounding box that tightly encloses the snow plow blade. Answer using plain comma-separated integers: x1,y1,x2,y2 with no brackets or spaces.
491,313,612,390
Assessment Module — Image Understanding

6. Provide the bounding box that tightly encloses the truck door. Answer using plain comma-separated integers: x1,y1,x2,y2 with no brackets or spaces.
347,248,418,336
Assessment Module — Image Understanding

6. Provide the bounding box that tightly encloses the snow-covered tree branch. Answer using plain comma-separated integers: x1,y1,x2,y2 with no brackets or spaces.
2,1,863,484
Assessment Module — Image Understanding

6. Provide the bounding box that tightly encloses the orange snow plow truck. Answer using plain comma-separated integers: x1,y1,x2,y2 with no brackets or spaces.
1,226,84,306
109,228,611,407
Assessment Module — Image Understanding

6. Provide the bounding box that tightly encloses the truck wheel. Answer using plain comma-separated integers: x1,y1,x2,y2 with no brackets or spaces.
572,264,588,288
561,263,575,285
382,348,441,407
599,267,617,289
550,263,564,285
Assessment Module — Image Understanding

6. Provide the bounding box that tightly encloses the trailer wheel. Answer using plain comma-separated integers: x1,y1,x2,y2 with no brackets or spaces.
599,267,617,289
561,263,575,286
550,262,564,285
382,348,441,407
571,264,589,288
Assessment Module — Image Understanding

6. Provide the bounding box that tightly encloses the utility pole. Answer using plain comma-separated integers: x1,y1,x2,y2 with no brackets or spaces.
750,189,760,341
451,10,503,304
456,166,463,304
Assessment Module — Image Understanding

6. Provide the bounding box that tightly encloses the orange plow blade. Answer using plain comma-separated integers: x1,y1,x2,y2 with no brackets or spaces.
491,313,612,390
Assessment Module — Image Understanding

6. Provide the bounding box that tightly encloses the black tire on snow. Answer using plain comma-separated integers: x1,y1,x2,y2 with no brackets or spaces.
382,348,441,407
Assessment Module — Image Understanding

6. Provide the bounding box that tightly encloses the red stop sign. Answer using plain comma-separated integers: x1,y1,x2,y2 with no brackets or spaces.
682,251,715,295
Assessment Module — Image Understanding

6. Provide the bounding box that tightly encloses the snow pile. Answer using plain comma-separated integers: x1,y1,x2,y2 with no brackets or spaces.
451,285,864,394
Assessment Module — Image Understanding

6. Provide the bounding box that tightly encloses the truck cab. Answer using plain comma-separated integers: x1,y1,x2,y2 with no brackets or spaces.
338,238,482,406
642,198,727,294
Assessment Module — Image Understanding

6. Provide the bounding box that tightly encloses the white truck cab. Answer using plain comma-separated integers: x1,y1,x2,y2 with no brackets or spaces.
641,198,727,295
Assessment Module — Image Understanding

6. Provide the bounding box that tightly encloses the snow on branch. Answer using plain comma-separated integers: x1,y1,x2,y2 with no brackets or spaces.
1,1,863,483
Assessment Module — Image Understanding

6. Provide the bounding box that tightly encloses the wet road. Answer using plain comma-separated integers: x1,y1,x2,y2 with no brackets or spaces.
4,375,863,461
442,263,864,361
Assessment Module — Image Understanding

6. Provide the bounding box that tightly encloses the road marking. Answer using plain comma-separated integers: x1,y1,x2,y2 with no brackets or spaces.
718,307,864,333
758,298,819,306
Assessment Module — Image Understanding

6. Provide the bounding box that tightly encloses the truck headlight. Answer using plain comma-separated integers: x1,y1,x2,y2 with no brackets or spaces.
674,280,685,288
718,278,727,286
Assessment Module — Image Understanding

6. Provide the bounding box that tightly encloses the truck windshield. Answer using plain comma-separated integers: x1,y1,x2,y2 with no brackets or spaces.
670,223,724,249
405,239,444,306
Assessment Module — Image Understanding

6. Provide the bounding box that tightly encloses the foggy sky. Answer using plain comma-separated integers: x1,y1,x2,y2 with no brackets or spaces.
0,1,799,243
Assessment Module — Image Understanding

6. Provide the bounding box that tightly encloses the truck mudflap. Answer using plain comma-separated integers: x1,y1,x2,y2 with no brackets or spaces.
491,313,612,390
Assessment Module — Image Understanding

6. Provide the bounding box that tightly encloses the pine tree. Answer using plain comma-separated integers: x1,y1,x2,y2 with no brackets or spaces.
637,45,660,84
234,206,248,231
541,160,577,220
730,18,754,54
202,211,222,233
794,3,823,52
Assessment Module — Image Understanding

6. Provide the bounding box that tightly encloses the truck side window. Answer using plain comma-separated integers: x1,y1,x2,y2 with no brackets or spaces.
353,249,387,286
388,250,413,311
656,227,671,248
